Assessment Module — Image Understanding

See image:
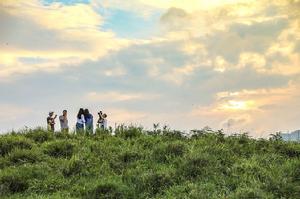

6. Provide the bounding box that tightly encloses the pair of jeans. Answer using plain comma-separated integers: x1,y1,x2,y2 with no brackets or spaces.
76,123,84,134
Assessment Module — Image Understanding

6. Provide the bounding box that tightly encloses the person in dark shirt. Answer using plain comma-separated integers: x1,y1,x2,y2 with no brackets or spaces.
84,109,93,135
47,111,57,132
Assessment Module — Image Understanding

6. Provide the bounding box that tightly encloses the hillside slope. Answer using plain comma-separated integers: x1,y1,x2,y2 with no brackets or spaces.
0,127,299,199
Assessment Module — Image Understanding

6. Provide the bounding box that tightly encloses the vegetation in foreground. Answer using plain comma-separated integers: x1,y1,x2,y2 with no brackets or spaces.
0,126,299,199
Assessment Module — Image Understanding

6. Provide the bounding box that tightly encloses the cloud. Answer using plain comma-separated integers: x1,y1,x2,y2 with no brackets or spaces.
0,0,128,79
1,0,300,135
85,91,160,102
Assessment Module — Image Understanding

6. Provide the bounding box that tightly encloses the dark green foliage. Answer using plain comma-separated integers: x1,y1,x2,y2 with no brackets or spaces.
43,140,74,158
181,153,213,179
0,174,29,194
153,141,187,162
141,170,175,195
119,150,141,164
0,127,299,198
115,125,143,139
7,149,42,165
62,156,85,177
24,128,53,143
0,164,50,196
83,180,130,199
0,136,32,156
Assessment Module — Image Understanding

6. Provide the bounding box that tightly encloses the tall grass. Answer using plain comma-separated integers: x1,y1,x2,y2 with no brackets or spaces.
0,127,299,198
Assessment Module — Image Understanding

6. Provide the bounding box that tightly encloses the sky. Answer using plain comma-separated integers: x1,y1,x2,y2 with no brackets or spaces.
0,0,300,136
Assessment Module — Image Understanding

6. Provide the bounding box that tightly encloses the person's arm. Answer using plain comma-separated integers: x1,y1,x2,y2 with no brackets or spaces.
81,114,86,123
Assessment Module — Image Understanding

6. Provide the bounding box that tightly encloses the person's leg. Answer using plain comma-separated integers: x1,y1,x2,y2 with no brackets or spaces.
76,123,81,134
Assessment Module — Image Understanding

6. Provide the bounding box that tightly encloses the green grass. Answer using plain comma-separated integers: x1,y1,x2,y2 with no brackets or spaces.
0,127,299,198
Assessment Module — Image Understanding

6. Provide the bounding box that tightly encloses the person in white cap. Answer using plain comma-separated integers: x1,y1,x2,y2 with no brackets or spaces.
47,111,57,132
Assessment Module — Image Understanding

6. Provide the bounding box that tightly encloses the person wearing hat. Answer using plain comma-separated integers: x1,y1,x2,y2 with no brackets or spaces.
96,111,103,129
97,111,107,130
47,111,57,132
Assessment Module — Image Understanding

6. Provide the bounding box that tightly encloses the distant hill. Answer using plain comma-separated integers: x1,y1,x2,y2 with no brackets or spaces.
0,127,299,198
281,130,300,141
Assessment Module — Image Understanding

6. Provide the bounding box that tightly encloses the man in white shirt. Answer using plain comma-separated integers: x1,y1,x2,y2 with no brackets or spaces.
59,110,69,132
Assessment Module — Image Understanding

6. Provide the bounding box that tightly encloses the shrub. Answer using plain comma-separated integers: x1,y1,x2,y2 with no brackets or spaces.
119,151,141,164
162,130,185,139
277,143,300,158
24,129,53,143
83,180,130,199
43,141,74,158
7,149,42,165
62,156,85,177
95,128,112,137
0,136,33,156
115,125,143,139
153,142,187,162
140,170,174,195
0,165,49,196
180,153,213,179
229,187,273,199
0,174,29,195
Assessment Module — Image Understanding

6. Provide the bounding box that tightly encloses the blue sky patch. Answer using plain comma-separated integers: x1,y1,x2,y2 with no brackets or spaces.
43,0,90,5
101,9,161,39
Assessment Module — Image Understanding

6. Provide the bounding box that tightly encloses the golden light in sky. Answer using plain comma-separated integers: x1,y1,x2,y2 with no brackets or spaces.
0,0,300,136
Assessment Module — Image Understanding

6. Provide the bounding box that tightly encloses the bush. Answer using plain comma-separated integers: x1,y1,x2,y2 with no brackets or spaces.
7,149,42,165
0,127,299,198
0,174,29,195
0,165,50,196
229,187,273,199
153,142,187,162
277,143,300,158
115,125,143,139
140,170,174,195
0,136,33,156
83,180,130,199
24,129,53,143
43,141,74,158
180,153,213,179
119,150,141,164
62,156,85,177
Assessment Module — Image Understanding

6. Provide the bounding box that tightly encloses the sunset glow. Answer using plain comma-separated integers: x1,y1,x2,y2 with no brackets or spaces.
0,0,300,136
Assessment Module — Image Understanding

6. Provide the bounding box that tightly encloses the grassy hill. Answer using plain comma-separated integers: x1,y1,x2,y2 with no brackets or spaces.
0,127,299,199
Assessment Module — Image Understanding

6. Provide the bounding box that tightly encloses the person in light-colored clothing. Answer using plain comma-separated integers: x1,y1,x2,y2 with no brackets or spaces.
59,110,69,133
98,113,107,129
76,108,85,133
102,114,107,129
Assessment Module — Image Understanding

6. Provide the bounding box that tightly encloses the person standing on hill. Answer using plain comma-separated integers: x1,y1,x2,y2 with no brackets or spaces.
84,109,93,135
96,111,103,129
97,113,107,129
59,110,69,133
47,112,57,132
76,108,85,134
102,113,108,129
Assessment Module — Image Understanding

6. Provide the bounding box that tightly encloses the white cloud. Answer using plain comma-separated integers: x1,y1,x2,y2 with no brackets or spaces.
0,0,129,79
86,91,160,102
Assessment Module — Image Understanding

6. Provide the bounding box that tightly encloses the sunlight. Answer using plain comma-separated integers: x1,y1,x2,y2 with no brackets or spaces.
222,100,255,110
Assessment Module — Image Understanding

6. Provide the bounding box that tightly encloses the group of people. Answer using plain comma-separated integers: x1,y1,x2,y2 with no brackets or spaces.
46,109,107,134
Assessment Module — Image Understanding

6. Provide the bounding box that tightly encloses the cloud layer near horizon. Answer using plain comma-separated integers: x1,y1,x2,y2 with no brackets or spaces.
0,0,299,136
